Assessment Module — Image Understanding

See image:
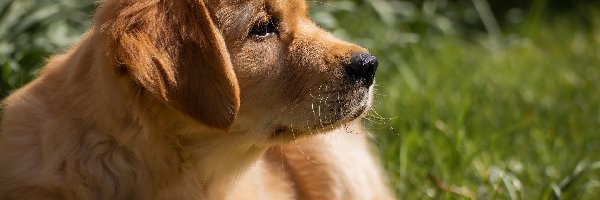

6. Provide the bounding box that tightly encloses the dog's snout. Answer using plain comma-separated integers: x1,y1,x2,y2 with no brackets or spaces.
345,53,378,86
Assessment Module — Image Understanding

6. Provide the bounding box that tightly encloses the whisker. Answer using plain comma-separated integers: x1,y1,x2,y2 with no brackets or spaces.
279,138,285,170
293,141,320,165
363,115,387,125
364,113,399,135
367,131,381,146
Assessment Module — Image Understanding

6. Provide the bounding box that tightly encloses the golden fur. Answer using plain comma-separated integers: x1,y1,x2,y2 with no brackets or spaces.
0,0,393,199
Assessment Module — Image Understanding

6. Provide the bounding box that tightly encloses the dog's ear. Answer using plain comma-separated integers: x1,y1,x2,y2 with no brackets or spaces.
96,0,240,130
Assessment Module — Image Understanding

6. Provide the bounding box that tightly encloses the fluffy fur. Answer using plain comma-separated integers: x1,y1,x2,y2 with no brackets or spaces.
0,0,393,199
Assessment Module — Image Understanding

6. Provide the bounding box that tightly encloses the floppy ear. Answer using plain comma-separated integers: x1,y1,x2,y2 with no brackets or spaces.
96,0,240,130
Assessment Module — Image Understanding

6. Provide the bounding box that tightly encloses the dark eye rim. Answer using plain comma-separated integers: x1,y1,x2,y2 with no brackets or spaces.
248,16,279,39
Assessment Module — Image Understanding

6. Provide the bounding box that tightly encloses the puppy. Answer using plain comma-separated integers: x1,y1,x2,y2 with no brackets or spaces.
0,0,393,199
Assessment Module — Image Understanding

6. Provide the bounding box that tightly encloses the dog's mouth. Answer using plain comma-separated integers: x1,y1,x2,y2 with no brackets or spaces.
269,84,372,142
269,104,368,142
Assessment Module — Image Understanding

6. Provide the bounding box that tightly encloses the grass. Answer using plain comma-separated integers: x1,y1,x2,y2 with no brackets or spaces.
341,5,600,200
2,0,600,199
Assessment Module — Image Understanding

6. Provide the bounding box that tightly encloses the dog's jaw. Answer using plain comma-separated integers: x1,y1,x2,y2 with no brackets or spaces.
256,83,375,144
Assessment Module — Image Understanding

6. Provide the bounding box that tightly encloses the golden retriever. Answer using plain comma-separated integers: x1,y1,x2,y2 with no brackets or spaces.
0,0,393,199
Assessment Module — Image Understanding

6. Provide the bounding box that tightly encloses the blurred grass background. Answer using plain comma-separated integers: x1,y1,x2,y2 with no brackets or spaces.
1,0,600,199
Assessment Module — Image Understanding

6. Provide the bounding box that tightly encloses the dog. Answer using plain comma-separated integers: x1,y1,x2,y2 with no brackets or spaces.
0,0,393,199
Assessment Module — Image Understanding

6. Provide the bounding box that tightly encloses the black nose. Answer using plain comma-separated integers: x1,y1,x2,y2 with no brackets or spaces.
345,53,378,86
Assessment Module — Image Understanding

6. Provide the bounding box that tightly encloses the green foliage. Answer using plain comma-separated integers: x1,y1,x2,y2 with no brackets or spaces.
311,0,600,199
0,0,91,96
2,0,600,199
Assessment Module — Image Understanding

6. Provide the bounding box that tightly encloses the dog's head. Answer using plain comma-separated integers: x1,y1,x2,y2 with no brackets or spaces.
96,0,378,140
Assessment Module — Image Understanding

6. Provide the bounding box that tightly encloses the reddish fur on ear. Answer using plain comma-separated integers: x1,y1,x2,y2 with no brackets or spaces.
95,0,240,130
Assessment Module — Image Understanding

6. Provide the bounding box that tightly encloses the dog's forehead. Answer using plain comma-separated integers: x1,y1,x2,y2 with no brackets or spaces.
212,0,307,16
208,0,308,40
268,0,307,14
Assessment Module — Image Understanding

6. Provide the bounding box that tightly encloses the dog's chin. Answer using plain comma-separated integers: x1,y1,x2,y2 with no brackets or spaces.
269,88,372,143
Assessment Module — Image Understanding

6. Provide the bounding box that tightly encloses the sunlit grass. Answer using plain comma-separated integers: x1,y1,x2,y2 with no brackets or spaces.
365,9,600,200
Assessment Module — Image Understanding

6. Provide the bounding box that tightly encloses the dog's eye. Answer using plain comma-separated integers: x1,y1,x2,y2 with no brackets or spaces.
249,16,278,39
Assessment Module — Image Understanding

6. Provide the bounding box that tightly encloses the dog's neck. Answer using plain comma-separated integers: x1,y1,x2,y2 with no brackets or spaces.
45,33,270,199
